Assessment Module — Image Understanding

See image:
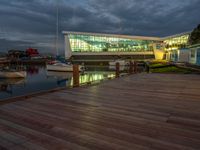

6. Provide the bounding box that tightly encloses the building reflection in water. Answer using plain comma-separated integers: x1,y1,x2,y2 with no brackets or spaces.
0,78,26,94
77,72,115,85
46,71,115,87
26,65,39,75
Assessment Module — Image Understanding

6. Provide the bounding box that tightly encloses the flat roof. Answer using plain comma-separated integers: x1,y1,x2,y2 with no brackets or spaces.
62,31,192,41
162,31,191,40
62,31,162,41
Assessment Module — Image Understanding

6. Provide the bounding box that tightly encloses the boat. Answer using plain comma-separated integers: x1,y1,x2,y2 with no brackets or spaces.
46,61,84,72
0,78,25,85
109,59,127,66
0,70,27,78
46,1,84,73
108,59,129,71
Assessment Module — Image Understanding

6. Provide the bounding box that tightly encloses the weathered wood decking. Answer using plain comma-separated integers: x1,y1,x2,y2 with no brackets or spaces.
0,73,200,150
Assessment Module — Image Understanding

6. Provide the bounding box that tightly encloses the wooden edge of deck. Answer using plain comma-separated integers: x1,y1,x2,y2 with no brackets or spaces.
0,76,119,106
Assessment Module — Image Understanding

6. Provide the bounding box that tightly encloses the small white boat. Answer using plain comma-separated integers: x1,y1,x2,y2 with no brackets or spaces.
0,71,27,78
109,60,127,66
109,65,126,71
109,59,129,71
46,62,84,72
0,78,25,85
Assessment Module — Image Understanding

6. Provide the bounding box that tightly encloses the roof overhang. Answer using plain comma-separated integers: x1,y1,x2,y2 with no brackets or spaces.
162,31,191,40
62,31,162,41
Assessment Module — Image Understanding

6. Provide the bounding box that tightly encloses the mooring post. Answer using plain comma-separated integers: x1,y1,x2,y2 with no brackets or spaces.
115,62,120,78
145,61,150,73
134,61,137,73
129,61,134,74
73,64,80,87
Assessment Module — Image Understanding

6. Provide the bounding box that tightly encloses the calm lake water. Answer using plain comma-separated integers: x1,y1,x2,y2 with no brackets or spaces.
0,65,118,100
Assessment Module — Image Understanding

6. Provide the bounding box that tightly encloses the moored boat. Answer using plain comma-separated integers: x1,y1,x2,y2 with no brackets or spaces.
0,78,25,85
108,59,129,71
109,59,127,66
46,61,84,72
0,70,27,78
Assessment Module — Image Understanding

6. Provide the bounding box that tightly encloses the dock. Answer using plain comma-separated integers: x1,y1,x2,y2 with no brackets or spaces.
0,73,200,150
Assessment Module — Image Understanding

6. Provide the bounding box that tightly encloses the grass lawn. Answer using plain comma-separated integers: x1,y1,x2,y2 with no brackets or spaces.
149,63,168,68
150,66,193,74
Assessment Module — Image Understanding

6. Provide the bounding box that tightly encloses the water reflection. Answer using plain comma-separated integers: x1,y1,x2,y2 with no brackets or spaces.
108,65,128,71
78,72,115,85
46,71,73,79
0,65,122,100
0,63,148,100
46,70,115,86
26,66,39,75
0,78,25,94
46,71,72,86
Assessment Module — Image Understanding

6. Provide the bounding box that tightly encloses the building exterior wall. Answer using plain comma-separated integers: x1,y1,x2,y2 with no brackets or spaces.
189,45,200,65
197,48,200,65
63,31,193,62
178,49,190,62
189,48,197,64
63,31,164,61
64,35,72,59
163,32,190,62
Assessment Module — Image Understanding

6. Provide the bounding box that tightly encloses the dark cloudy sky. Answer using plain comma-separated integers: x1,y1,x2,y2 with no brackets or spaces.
0,0,200,54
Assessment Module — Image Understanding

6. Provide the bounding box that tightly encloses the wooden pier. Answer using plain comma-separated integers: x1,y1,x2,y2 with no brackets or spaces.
0,73,200,149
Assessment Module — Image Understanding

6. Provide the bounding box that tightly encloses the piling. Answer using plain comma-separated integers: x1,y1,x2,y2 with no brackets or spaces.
129,61,134,74
115,62,120,78
145,62,150,73
134,61,137,73
73,64,80,87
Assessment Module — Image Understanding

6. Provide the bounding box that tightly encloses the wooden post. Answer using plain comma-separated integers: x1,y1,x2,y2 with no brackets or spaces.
115,62,120,78
129,61,134,74
145,62,150,73
73,64,79,87
134,61,137,73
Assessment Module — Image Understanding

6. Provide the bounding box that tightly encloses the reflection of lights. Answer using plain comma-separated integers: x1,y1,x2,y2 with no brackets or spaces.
70,73,115,86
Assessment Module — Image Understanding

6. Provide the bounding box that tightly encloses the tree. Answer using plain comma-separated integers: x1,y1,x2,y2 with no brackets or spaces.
189,24,200,45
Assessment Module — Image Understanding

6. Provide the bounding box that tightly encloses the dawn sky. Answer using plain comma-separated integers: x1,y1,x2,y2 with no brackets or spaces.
0,0,200,54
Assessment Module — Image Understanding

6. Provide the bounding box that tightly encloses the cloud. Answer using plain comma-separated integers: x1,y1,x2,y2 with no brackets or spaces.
0,0,199,53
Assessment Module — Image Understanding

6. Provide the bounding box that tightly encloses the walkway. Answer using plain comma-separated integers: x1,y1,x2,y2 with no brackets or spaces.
0,73,200,150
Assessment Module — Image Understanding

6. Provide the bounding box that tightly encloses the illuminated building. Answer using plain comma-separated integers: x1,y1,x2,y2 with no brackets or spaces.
163,32,190,62
189,44,200,65
63,31,164,61
63,31,191,62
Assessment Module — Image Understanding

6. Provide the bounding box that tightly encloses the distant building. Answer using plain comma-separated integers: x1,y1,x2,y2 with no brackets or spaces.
8,49,26,59
26,48,39,57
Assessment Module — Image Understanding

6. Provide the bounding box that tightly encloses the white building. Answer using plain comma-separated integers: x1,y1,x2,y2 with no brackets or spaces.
62,31,192,62
189,44,200,65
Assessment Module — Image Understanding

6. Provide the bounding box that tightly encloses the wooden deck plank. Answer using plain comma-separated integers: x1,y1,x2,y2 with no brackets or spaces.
0,74,200,149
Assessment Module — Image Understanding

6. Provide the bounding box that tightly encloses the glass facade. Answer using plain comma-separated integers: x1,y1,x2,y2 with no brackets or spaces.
164,34,190,51
68,34,161,53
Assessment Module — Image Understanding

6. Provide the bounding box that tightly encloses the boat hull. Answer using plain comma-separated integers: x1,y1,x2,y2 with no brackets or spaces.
0,71,27,78
109,60,128,71
46,64,84,72
109,60,127,66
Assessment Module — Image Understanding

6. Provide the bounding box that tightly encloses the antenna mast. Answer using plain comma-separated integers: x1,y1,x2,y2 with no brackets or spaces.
56,0,59,56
